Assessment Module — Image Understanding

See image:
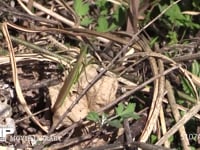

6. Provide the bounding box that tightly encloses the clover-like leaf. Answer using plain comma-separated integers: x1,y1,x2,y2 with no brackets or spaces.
118,103,139,119
96,17,109,32
181,76,195,96
116,103,125,115
86,112,100,123
74,0,89,16
81,16,93,26
108,119,122,128
119,103,135,118
192,60,200,76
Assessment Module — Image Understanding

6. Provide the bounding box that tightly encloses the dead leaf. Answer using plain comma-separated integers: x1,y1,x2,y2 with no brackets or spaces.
52,93,89,127
85,76,118,111
78,64,118,111
50,64,118,127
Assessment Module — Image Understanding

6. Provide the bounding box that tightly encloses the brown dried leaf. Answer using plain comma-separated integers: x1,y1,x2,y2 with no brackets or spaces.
78,64,118,111
50,64,118,127
49,84,89,127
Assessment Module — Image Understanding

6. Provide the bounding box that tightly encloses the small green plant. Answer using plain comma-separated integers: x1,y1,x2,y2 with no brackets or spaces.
166,31,178,45
150,134,157,144
141,0,200,45
73,0,126,32
159,2,199,29
158,0,200,44
73,0,93,26
73,0,89,16
181,60,200,98
86,102,140,128
95,0,126,32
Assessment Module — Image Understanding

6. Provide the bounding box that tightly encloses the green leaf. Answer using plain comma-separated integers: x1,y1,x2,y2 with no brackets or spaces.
100,9,108,15
118,103,140,119
113,6,126,26
166,4,185,21
81,16,93,26
179,15,200,29
177,99,185,105
192,60,200,76
150,134,157,144
96,17,109,32
107,23,118,31
96,0,110,14
190,146,196,150
127,113,140,119
168,135,174,143
150,37,158,48
86,112,100,122
193,0,200,10
116,103,125,115
159,3,184,26
180,110,186,117
74,0,89,16
181,76,195,97
166,31,178,45
96,0,107,8
120,103,135,116
159,2,200,29
108,119,122,128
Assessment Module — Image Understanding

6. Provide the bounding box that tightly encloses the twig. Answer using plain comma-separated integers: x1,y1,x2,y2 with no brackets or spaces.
162,98,200,120
0,2,59,25
159,106,170,148
17,0,34,15
140,58,165,142
0,32,70,66
15,108,50,123
99,65,179,113
156,101,200,145
48,134,93,150
165,80,190,149
85,141,173,150
1,22,48,133
21,0,77,27
124,119,134,148
138,35,160,142
173,52,200,62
